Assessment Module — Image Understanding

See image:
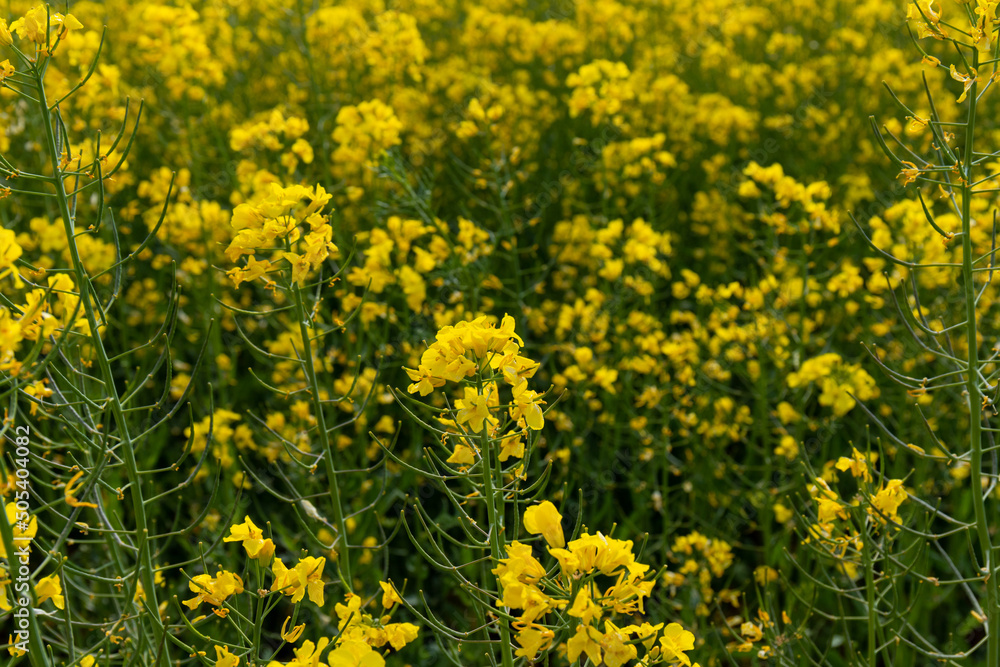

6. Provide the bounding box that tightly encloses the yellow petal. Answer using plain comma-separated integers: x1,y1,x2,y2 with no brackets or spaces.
523,501,565,548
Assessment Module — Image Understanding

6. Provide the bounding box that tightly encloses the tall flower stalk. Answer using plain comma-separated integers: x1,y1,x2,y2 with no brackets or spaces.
782,2,1000,663
391,315,698,666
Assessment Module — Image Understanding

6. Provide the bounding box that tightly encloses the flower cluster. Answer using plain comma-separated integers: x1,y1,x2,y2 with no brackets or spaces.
226,183,338,288
804,454,909,583
6,4,82,54
403,315,545,472
786,353,879,417
567,60,635,128
331,99,403,187
493,502,699,666
178,517,420,666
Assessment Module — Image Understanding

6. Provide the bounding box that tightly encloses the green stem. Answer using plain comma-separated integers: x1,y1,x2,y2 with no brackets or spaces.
860,517,877,666
290,281,353,589
251,560,264,665
960,48,998,667
0,492,49,667
35,68,168,667
476,373,514,667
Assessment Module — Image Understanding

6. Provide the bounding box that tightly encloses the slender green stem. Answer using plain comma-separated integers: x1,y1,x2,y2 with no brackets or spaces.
860,515,877,666
251,559,264,664
0,495,49,667
34,67,169,667
476,373,514,667
960,48,999,667
290,280,353,589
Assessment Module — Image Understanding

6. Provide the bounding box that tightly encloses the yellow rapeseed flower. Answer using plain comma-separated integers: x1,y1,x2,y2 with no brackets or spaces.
35,573,63,609
522,501,565,548
224,516,275,563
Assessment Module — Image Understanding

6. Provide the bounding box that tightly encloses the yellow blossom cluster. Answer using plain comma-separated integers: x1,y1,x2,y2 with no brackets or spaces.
230,109,313,175
331,99,403,186
402,315,545,471
567,60,635,129
786,353,880,417
742,161,839,234
226,183,338,287
494,502,698,666
7,4,82,52
804,455,909,582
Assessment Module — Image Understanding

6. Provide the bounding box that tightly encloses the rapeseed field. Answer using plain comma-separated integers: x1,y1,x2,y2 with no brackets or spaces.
2,1,999,665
